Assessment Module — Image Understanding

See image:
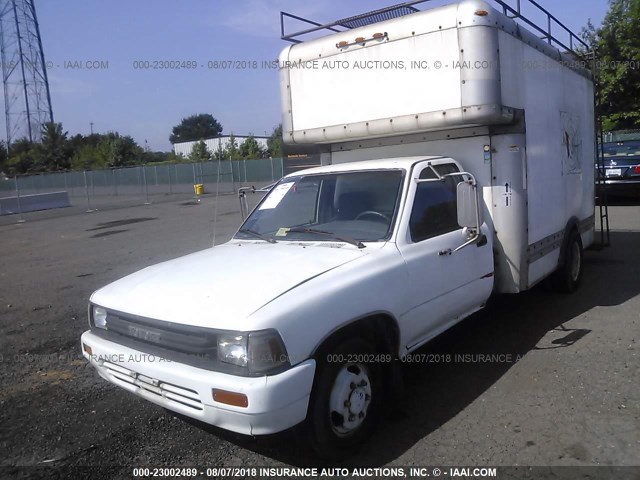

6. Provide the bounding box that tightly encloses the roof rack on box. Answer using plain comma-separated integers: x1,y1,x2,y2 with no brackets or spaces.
280,0,590,59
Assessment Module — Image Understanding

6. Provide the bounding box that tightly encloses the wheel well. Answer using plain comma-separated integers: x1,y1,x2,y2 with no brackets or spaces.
311,314,400,360
558,217,580,267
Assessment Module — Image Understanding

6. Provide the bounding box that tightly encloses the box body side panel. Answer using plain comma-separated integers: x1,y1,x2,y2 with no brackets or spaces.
498,31,595,286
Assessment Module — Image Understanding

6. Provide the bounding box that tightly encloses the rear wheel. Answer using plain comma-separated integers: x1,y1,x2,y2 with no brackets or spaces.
552,229,583,293
307,338,382,459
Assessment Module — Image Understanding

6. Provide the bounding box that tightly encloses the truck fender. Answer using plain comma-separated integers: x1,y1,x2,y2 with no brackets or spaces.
557,217,580,268
310,312,400,359
309,312,404,401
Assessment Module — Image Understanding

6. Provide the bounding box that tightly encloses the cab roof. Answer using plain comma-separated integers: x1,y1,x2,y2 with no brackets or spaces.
285,156,452,177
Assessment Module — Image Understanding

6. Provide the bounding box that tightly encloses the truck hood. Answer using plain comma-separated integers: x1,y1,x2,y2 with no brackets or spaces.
90,241,370,330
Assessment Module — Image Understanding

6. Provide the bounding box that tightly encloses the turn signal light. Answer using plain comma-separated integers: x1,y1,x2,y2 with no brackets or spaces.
355,36,365,43
475,9,489,16
337,40,348,47
372,32,385,39
212,389,248,408
83,343,92,355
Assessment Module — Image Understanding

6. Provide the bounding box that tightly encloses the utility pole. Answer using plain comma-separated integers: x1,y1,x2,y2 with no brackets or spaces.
90,122,94,135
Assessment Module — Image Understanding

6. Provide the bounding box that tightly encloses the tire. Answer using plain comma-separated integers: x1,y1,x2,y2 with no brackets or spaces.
307,338,382,459
552,229,584,293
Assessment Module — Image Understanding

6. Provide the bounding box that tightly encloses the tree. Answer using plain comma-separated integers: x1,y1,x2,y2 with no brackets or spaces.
168,151,185,163
169,114,223,144
267,124,283,158
224,134,241,160
40,122,70,171
5,150,37,174
6,138,37,174
3,125,152,173
66,132,147,170
97,133,144,167
583,0,640,130
142,151,172,164
239,135,266,159
0,140,8,174
68,132,101,152
189,140,211,162
71,144,107,170
212,141,226,160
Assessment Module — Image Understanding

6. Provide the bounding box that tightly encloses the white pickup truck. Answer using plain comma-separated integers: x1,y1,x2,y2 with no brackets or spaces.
82,0,596,458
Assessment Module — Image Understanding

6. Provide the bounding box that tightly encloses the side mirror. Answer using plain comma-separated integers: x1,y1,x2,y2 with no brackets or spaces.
457,181,479,229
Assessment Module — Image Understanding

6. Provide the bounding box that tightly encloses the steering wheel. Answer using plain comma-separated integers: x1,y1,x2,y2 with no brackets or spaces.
355,210,390,222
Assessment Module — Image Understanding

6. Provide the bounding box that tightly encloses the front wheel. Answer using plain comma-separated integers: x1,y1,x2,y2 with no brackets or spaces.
307,338,382,459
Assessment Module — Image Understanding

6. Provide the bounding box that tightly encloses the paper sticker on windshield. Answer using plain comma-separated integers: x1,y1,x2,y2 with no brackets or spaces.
259,182,294,210
275,227,290,237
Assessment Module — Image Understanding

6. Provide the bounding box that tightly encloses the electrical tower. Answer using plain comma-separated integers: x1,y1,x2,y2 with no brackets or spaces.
0,0,53,149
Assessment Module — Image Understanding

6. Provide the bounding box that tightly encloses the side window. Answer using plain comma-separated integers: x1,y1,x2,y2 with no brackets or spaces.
409,164,462,242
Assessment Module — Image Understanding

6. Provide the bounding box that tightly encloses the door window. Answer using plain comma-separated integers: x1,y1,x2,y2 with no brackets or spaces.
409,164,463,242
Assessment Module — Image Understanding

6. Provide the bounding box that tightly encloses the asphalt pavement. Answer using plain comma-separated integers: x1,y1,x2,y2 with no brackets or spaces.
0,193,638,478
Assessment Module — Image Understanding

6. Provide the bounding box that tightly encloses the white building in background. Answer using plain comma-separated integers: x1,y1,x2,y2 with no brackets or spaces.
173,135,270,158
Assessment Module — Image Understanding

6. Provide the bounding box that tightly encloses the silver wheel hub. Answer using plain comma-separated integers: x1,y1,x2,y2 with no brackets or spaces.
349,388,367,414
328,364,372,436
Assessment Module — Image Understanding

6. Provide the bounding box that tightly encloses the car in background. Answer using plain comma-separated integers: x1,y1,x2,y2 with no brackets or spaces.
597,140,640,196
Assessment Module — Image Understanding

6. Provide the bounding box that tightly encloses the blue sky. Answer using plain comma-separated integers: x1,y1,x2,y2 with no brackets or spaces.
25,0,610,151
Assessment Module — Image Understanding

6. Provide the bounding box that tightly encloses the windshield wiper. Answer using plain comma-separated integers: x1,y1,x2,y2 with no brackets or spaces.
237,228,277,244
287,227,366,249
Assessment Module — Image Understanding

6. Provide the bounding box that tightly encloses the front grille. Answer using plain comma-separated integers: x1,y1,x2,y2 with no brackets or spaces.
104,311,217,360
103,361,203,410
90,307,252,376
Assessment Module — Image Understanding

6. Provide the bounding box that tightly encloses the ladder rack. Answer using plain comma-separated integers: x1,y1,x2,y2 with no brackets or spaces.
280,0,589,58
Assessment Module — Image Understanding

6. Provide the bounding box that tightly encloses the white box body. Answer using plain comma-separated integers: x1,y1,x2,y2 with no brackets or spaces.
280,0,595,292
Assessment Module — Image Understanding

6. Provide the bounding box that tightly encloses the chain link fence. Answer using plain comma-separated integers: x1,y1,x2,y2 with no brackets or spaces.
603,129,640,142
0,157,283,216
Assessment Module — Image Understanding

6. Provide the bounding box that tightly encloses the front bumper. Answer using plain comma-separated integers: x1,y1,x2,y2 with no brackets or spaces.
81,330,315,435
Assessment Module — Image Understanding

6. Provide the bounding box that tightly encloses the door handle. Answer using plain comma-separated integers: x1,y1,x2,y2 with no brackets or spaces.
438,248,452,256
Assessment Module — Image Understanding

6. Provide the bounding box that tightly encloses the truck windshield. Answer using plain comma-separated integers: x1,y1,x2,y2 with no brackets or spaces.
235,170,404,244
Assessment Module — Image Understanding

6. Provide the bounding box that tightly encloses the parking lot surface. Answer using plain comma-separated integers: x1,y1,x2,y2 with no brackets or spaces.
0,194,638,478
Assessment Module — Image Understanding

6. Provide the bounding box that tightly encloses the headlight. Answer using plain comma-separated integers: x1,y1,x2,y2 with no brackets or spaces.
217,329,289,374
218,333,248,368
93,306,108,329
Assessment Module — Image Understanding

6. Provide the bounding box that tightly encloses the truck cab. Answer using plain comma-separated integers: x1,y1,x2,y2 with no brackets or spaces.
82,156,493,457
